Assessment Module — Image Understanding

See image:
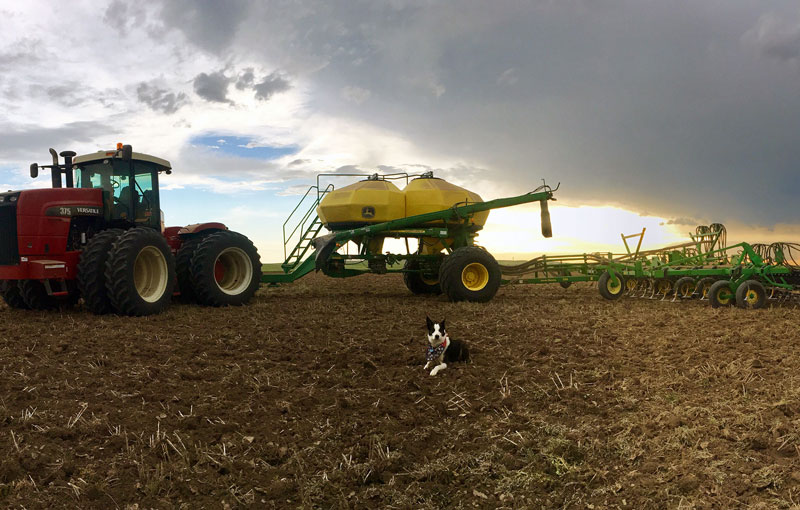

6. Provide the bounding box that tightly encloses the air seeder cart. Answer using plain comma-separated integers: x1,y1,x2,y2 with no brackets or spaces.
264,173,557,303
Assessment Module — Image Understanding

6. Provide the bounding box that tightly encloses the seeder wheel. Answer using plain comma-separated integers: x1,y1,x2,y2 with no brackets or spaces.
735,279,766,310
598,271,625,300
709,280,735,308
673,277,696,300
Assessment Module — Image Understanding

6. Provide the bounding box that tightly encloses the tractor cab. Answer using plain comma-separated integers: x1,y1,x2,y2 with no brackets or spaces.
72,148,171,231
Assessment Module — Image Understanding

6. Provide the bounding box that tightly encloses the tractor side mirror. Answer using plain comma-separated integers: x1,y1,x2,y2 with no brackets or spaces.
121,145,133,161
29,163,38,178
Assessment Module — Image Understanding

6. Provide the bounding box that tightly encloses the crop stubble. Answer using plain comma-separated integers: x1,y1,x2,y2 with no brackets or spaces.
0,273,798,508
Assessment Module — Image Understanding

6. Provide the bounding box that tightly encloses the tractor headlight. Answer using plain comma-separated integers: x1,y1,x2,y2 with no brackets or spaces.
0,196,5,202
9,196,17,202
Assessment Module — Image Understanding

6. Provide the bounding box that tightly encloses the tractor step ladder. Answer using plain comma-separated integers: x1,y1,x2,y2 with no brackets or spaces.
281,184,333,272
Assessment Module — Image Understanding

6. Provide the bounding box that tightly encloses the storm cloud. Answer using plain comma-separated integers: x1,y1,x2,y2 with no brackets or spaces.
192,70,232,103
152,0,800,226
136,82,189,114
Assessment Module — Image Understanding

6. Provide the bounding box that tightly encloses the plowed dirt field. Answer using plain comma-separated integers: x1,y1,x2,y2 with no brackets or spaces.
1,273,799,509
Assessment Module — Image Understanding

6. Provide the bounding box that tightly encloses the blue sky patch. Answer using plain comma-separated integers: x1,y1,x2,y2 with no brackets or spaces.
191,135,299,160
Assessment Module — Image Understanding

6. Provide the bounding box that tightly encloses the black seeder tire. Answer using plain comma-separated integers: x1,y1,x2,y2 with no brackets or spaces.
735,279,767,310
0,280,28,309
695,277,715,299
403,259,442,295
709,280,735,308
439,246,502,303
105,228,176,316
175,236,207,302
19,280,57,310
77,228,124,314
190,230,261,307
673,277,696,299
598,271,625,300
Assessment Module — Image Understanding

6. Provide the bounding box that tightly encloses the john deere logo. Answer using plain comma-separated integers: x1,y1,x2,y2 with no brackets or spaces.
361,206,375,219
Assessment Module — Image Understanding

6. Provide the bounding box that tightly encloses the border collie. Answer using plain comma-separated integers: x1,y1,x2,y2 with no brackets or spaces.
424,316,470,376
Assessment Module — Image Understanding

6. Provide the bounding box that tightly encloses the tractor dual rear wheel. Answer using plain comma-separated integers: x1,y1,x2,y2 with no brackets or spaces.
105,228,176,316
176,235,211,302
0,280,28,309
439,246,501,302
403,259,442,295
190,231,261,307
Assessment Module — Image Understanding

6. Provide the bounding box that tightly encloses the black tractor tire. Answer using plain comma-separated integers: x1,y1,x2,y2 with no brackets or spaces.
190,230,261,307
19,280,57,310
597,271,625,300
175,236,207,302
673,277,696,299
735,279,767,310
559,271,572,289
105,228,176,316
695,277,715,299
439,246,502,303
0,280,28,309
77,228,124,314
709,280,735,308
403,259,442,295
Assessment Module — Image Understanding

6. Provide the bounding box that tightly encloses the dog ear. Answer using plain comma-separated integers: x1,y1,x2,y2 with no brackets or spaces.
426,316,433,330
441,318,446,331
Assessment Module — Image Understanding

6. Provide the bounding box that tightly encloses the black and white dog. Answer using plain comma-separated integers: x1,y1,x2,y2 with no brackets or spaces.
424,316,470,376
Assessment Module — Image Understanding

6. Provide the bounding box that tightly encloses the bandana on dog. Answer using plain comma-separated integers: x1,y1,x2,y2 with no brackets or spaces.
426,338,447,361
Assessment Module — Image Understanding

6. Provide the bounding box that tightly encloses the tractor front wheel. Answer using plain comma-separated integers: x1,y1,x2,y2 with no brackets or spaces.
403,259,442,295
105,228,176,316
598,271,625,300
77,228,124,314
0,280,28,309
735,279,767,310
709,280,735,308
190,231,261,307
19,280,57,310
439,247,501,302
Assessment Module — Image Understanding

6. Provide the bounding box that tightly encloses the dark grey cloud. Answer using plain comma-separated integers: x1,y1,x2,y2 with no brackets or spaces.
235,68,255,90
136,82,189,114
193,70,232,103
0,121,117,161
155,0,800,226
158,0,249,53
253,72,290,101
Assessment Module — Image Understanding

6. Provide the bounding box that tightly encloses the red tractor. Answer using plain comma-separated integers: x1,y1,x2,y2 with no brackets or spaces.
0,144,261,316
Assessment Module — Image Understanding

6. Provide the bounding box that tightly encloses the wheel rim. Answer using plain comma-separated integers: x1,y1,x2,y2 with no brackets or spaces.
421,274,439,286
134,246,169,303
743,288,760,306
679,282,694,297
214,247,253,296
606,274,622,294
462,263,489,291
700,283,710,298
657,280,671,294
716,287,733,305
625,279,637,291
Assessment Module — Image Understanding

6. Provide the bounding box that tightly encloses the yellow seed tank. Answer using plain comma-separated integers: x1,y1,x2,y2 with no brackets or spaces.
316,175,488,231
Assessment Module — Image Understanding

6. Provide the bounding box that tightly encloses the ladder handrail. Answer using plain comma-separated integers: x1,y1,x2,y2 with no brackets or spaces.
282,183,333,260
